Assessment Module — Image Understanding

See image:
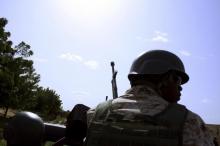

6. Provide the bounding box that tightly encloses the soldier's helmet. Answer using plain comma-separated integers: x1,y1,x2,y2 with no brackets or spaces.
4,112,45,146
128,50,189,84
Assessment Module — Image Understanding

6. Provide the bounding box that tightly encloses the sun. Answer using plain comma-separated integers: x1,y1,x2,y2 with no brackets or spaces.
73,0,115,16
56,0,120,23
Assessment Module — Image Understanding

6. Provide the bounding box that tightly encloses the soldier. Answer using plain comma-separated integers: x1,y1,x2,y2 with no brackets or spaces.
86,50,215,146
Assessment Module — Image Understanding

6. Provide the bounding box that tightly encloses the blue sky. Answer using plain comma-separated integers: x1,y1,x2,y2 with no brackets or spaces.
1,0,220,124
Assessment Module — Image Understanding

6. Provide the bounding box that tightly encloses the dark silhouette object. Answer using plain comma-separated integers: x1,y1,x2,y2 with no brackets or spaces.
3,104,90,146
111,61,118,99
214,137,219,146
53,104,90,146
3,112,44,146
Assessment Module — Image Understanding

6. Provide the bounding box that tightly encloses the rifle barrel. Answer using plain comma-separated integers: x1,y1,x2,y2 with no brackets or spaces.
110,61,118,99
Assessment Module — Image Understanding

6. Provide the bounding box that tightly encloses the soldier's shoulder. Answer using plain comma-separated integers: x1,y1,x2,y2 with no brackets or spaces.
183,109,207,133
182,110,214,146
185,109,204,123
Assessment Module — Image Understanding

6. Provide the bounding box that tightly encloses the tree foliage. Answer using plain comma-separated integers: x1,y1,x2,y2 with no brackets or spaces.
0,18,63,119
34,87,63,120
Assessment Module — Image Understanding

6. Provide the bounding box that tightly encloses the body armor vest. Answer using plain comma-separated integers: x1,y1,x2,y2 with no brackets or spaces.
86,100,188,146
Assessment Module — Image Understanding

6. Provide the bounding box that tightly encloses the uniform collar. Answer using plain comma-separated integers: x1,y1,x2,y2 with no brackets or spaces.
125,85,160,97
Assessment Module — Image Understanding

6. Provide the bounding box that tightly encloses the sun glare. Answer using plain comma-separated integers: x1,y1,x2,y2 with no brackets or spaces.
56,0,120,25
73,0,115,16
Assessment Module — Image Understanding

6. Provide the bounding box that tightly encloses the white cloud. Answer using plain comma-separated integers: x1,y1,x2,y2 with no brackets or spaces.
152,36,169,43
151,31,169,43
201,98,212,103
84,60,99,70
59,53,83,62
136,31,169,43
155,31,168,36
59,53,99,70
179,50,192,57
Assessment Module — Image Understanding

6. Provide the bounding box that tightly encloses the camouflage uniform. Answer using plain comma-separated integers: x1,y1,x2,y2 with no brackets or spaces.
87,85,214,146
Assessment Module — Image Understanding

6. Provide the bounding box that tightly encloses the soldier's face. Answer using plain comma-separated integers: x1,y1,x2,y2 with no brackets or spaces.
160,74,182,103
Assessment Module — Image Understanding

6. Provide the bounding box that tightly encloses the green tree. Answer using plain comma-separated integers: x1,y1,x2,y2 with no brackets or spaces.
11,42,40,110
0,17,63,119
0,18,40,116
34,87,63,121
0,18,16,115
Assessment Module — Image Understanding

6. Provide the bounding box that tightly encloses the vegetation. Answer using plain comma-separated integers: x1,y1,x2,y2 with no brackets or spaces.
0,17,63,120
0,17,70,145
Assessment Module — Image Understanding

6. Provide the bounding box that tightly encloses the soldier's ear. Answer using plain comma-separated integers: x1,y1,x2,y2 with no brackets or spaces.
158,79,168,89
156,79,169,97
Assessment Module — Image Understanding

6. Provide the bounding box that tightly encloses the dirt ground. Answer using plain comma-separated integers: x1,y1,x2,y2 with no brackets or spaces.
0,108,16,118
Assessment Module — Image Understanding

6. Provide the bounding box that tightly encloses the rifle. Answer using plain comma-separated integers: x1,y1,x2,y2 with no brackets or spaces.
110,61,118,99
